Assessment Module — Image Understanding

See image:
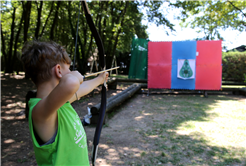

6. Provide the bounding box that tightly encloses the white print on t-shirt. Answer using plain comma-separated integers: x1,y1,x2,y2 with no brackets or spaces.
73,115,87,149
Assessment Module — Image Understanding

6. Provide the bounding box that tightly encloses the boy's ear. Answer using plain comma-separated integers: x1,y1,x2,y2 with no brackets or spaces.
54,64,62,79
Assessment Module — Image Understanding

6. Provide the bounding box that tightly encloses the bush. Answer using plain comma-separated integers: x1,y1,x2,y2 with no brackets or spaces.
222,52,246,82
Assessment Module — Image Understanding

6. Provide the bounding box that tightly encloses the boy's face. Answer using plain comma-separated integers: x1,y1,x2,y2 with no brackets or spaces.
60,63,71,76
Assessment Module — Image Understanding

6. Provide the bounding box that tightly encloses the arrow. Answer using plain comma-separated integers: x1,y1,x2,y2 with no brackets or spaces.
83,66,119,78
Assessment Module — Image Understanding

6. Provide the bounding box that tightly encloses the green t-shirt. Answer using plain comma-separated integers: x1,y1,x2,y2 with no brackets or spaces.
28,98,90,166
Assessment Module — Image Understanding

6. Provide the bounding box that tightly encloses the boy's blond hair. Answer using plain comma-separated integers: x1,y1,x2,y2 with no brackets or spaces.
21,41,71,85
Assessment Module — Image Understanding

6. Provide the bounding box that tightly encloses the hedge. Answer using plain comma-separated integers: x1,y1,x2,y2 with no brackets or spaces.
222,52,246,82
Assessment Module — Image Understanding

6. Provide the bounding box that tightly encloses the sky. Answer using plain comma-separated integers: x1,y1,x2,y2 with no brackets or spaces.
141,3,246,52
145,23,246,51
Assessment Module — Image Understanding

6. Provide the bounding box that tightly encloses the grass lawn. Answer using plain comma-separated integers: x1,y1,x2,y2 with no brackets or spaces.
134,95,246,165
221,85,246,88
110,74,128,79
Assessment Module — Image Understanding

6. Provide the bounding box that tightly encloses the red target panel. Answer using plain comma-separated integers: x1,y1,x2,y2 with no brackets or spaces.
195,40,222,90
148,42,172,89
147,40,222,90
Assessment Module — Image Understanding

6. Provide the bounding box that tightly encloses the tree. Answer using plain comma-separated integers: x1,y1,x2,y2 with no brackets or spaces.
171,0,246,40
1,1,24,73
86,1,175,69
1,1,175,75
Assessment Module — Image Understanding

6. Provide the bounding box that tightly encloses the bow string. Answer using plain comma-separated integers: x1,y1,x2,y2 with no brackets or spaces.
81,1,107,166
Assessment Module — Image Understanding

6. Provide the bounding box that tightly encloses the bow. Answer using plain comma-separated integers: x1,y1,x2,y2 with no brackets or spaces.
81,1,107,166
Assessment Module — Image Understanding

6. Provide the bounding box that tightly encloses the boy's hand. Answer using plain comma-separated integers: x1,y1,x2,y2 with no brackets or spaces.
98,72,109,84
69,71,84,84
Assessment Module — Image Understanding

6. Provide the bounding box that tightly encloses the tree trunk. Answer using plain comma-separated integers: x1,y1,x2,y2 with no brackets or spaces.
1,24,7,71
99,1,109,51
40,1,54,38
12,6,25,73
111,2,129,65
67,2,86,74
35,1,43,40
106,2,124,59
50,1,61,40
5,7,16,73
84,3,96,68
22,1,32,42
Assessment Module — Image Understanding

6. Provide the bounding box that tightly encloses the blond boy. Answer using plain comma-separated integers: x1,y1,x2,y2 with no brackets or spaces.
21,41,108,165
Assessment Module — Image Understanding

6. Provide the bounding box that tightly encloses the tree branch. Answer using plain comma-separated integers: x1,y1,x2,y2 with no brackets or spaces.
227,0,246,18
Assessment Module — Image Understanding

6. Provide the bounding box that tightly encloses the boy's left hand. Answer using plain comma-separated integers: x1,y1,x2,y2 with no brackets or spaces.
99,72,109,85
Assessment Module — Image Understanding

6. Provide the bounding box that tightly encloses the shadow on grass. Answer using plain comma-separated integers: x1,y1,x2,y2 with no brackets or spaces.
101,94,246,166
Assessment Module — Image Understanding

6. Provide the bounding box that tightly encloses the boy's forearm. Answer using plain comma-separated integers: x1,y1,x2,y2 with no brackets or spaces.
76,76,103,98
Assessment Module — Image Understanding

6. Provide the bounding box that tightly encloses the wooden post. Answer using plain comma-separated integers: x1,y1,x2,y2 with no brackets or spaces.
90,54,98,73
110,55,118,75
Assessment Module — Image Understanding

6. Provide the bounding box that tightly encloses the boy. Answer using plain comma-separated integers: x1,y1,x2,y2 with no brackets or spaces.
21,41,108,165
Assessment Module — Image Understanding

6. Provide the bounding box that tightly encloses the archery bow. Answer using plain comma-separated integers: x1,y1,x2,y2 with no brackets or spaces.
81,1,106,166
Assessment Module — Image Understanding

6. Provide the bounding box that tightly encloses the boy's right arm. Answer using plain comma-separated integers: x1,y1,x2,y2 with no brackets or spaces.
35,72,82,118
68,72,108,103
32,71,83,142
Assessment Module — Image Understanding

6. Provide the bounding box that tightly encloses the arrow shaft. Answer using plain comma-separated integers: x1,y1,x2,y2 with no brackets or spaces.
84,66,119,78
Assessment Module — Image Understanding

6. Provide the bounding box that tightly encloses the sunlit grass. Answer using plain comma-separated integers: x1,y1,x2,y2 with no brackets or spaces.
110,74,128,79
221,85,246,88
176,99,246,148
137,95,246,165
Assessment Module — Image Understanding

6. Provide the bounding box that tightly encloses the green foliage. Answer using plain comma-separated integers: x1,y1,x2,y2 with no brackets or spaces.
222,52,246,82
141,1,175,31
171,1,246,40
2,1,163,74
